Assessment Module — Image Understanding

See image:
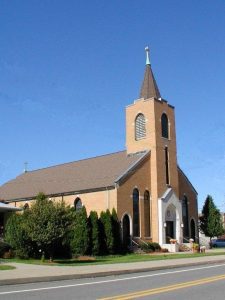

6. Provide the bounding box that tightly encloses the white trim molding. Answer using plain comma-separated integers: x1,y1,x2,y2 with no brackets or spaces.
158,188,182,246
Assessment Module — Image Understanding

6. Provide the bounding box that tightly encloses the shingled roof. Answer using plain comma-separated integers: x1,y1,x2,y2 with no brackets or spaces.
0,150,149,202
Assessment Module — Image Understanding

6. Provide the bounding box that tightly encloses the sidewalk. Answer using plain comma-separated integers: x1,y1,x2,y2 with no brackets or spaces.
1,254,225,286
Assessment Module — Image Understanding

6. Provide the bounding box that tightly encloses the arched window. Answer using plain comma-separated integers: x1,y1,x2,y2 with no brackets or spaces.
133,188,140,237
135,113,146,140
144,190,150,237
164,146,170,185
74,197,82,211
161,113,169,138
182,195,189,241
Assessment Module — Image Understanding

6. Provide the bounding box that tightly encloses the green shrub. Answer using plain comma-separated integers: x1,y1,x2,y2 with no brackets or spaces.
140,242,161,253
0,241,11,258
4,212,37,258
5,193,72,259
151,242,161,251
26,194,71,259
100,210,114,254
88,211,100,255
111,208,122,254
70,206,89,256
140,242,154,253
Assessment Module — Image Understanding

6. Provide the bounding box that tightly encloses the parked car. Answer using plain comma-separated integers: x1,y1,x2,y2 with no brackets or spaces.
210,239,225,248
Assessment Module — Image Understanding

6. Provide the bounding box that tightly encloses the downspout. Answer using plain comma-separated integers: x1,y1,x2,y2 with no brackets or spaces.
106,187,110,210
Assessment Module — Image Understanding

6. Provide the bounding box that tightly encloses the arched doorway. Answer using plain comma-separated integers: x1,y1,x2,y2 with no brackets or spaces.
165,204,176,243
122,214,130,248
190,219,196,241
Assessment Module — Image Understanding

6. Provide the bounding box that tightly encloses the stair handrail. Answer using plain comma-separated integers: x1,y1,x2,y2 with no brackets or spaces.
131,238,139,247
138,238,148,246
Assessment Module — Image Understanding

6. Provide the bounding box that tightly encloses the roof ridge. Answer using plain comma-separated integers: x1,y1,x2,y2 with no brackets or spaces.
22,150,127,174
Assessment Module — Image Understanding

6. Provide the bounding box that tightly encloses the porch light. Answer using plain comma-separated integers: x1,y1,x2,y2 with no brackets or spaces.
163,222,167,228
181,223,184,228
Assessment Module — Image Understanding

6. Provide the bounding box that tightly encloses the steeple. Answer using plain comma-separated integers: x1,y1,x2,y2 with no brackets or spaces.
139,47,161,99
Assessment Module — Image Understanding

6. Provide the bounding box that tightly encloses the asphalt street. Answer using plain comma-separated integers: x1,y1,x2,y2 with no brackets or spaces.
1,263,225,299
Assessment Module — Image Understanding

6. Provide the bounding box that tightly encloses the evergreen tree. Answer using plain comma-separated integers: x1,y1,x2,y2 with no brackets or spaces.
100,210,114,254
200,195,224,240
88,211,100,255
111,208,122,253
99,211,107,254
70,206,89,256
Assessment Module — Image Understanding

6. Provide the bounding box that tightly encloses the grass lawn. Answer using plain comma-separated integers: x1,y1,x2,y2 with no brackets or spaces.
1,251,225,266
0,265,16,271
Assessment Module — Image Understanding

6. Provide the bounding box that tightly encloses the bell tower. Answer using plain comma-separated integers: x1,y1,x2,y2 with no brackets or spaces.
125,47,179,242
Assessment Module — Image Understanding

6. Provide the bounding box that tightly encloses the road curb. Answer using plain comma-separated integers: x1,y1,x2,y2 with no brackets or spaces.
1,259,225,286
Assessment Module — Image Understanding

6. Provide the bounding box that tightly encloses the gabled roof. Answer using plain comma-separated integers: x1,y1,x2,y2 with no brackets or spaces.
177,165,198,195
139,47,161,99
0,150,149,202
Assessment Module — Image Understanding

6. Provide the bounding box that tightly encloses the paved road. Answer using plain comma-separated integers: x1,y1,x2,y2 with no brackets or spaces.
1,263,225,299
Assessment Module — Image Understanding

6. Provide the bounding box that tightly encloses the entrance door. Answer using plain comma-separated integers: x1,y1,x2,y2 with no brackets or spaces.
122,215,130,248
166,221,174,243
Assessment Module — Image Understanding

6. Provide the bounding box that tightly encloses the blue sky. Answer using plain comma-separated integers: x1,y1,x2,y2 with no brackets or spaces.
0,0,224,211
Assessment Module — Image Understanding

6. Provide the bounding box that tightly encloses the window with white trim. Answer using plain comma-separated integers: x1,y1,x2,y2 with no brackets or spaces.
135,113,146,140
74,197,82,211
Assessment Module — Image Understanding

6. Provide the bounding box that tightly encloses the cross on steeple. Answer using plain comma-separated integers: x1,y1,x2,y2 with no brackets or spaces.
24,162,28,173
145,46,150,65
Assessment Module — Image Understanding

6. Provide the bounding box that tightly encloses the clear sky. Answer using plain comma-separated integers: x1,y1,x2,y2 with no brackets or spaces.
0,0,224,211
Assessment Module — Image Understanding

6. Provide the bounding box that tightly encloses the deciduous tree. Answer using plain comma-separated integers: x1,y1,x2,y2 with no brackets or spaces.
26,193,70,259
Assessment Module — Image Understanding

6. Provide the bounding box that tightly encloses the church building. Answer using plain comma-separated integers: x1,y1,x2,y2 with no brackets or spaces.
0,48,198,249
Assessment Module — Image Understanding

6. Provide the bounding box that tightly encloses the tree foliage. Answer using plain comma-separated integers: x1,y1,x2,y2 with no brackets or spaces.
111,208,122,253
100,210,114,254
70,206,89,256
4,211,37,258
26,193,71,259
88,211,100,255
5,193,71,259
200,195,224,239
5,193,122,258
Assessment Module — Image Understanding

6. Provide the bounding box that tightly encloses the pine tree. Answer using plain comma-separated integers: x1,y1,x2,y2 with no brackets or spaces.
100,210,114,254
99,211,107,254
70,206,89,256
200,195,224,240
111,208,121,253
88,211,100,256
